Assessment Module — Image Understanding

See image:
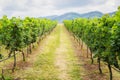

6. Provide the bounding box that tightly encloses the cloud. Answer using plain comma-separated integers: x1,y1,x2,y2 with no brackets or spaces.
3,1,28,12
53,0,107,9
0,0,119,17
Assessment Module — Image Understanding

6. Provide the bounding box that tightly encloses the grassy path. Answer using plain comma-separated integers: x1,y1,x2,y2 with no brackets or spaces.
55,24,80,80
2,24,81,80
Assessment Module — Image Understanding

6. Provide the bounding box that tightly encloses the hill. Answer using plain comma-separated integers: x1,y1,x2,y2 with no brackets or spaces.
43,11,115,22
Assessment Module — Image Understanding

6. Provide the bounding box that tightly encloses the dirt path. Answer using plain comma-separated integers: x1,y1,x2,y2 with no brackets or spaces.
55,24,81,80
55,24,71,80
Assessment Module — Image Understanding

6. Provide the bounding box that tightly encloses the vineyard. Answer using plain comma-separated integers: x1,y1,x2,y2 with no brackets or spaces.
64,7,120,80
0,6,120,80
0,16,57,79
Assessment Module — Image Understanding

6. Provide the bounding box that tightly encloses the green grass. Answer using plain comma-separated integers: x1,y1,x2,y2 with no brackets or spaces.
59,25,81,80
31,26,60,80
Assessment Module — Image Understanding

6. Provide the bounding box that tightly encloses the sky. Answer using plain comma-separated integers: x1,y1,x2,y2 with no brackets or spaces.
0,0,120,17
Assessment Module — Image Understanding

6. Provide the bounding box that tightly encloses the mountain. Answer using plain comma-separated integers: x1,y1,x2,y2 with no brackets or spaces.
43,11,115,22
109,12,116,16
53,12,80,22
80,11,103,18
44,15,58,20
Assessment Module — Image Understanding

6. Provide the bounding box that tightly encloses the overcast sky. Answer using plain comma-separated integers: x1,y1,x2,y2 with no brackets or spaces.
0,0,120,17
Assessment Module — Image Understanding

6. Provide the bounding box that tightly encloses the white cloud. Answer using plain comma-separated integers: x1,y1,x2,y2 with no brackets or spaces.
0,0,119,17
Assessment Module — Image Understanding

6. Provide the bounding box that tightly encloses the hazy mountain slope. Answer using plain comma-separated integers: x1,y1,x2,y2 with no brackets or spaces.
43,11,115,22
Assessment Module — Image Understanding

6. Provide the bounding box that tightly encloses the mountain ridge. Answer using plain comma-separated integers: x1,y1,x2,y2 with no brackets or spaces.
42,11,115,22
